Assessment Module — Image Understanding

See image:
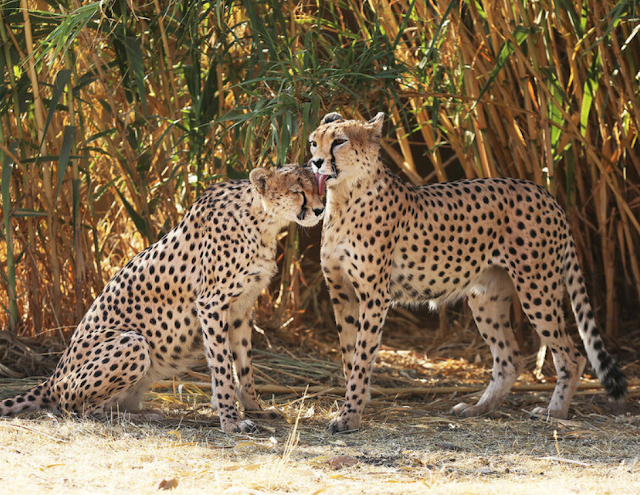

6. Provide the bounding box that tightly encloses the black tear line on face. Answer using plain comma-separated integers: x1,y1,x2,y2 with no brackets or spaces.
297,192,307,221
329,141,340,178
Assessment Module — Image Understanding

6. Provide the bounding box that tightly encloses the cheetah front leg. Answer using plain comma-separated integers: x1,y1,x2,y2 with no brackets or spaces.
328,290,390,434
229,309,280,420
323,265,360,383
196,297,257,434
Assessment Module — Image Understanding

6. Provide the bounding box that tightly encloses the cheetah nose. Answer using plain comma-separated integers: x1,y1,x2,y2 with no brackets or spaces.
313,207,324,216
312,158,324,168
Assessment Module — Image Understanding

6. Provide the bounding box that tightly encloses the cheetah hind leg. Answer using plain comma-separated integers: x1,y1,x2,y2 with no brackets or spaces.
102,378,164,422
454,271,524,417
527,310,586,419
517,274,586,418
59,331,154,419
529,355,586,419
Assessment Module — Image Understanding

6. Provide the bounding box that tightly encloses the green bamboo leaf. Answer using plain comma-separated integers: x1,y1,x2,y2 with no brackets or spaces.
123,35,147,115
420,0,458,69
242,0,280,60
1,140,19,329
72,178,81,250
20,154,89,164
540,68,567,156
471,25,533,112
565,147,576,206
55,125,75,202
13,243,27,265
86,128,117,144
136,149,153,175
201,62,219,123
12,209,48,218
555,0,584,38
1,142,18,222
33,2,102,66
115,187,152,241
38,68,71,155
582,0,635,54
390,0,417,51
79,146,112,157
93,179,117,202
580,52,602,137
1,137,18,188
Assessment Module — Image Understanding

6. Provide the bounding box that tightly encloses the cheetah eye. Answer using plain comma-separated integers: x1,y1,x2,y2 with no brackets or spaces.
310,141,317,148
332,138,347,147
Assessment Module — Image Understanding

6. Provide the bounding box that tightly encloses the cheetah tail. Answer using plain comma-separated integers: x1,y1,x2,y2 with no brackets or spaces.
563,238,627,402
0,380,50,416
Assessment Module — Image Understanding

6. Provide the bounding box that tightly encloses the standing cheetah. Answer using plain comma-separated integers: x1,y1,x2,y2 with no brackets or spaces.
0,166,324,433
309,112,626,433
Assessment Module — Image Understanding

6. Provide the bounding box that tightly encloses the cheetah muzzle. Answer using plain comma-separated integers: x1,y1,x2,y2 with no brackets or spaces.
309,111,626,433
0,165,325,434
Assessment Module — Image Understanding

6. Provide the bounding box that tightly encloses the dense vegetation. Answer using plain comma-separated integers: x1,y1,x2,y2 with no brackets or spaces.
1,0,639,342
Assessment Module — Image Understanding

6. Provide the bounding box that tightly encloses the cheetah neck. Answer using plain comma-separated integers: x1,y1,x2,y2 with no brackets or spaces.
327,157,385,203
248,190,290,247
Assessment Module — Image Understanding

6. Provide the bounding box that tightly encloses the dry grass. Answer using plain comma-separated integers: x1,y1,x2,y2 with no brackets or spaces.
2,342,639,495
1,393,639,494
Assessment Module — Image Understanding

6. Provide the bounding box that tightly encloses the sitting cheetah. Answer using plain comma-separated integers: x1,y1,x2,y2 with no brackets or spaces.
0,166,324,433
309,112,626,433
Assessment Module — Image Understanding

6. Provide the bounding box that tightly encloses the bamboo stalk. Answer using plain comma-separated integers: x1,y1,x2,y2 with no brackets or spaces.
621,214,640,308
275,223,298,324
390,105,418,179
0,10,20,331
380,140,424,185
21,0,63,327
0,120,18,332
411,104,447,182
64,52,85,323
511,32,640,236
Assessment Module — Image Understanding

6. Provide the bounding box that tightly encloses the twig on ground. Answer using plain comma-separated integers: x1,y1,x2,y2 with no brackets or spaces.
151,379,640,397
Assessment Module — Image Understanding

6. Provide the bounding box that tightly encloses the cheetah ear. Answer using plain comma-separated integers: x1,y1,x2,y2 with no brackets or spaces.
320,112,344,125
250,167,273,195
366,112,385,141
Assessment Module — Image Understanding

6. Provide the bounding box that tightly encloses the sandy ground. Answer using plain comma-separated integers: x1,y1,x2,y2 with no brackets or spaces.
1,385,639,495
2,320,639,495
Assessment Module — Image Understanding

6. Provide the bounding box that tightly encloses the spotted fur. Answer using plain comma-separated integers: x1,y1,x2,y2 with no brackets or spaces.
309,112,626,433
0,166,324,433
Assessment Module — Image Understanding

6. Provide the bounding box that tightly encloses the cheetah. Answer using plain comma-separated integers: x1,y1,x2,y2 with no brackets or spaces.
0,166,324,433
309,112,626,433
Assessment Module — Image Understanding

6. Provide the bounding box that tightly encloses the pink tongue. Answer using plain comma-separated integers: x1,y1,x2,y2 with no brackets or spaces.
316,173,328,196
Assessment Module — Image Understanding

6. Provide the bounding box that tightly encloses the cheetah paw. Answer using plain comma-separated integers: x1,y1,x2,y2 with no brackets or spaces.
529,406,566,419
221,418,259,434
327,416,361,434
452,402,489,417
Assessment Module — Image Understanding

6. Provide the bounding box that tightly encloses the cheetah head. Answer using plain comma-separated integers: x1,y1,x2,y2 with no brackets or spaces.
249,165,325,227
308,112,384,195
